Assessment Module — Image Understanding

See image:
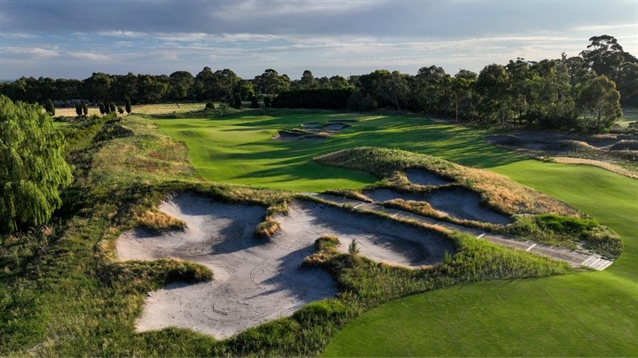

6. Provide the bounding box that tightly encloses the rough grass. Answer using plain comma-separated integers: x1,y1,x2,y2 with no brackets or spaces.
134,210,186,231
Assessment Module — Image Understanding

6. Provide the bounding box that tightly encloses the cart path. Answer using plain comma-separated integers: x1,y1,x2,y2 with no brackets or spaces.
301,193,613,271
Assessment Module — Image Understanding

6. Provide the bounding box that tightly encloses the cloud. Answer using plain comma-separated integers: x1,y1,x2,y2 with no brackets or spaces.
69,52,113,62
573,23,637,32
4,47,60,58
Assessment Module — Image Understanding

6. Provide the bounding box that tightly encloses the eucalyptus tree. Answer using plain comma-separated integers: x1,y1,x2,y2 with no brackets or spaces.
0,95,72,233
475,64,513,125
576,75,622,132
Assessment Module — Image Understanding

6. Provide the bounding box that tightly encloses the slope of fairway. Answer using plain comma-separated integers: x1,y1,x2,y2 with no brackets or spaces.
152,111,522,191
323,274,637,357
154,111,637,356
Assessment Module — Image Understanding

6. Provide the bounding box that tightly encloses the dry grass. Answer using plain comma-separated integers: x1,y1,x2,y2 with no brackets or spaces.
551,157,638,179
135,210,186,231
254,220,280,238
53,106,113,118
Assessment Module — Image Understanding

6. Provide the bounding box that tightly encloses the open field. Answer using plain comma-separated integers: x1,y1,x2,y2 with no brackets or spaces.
149,109,637,356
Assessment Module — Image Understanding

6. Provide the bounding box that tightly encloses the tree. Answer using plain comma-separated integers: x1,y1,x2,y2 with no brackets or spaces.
250,95,259,108
475,64,513,125
0,95,73,233
44,99,55,116
125,98,132,114
232,93,242,109
581,35,626,83
263,96,271,108
75,103,83,117
82,102,89,116
576,75,622,132
99,103,106,115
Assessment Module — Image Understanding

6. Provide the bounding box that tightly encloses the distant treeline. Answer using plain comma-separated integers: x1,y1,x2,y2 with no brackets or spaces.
1,35,636,132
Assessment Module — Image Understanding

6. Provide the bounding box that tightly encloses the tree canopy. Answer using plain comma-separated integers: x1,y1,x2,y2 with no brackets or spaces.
0,95,72,233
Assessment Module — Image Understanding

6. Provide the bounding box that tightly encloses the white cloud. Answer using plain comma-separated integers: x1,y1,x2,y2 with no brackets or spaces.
69,52,113,62
573,23,636,32
4,46,59,58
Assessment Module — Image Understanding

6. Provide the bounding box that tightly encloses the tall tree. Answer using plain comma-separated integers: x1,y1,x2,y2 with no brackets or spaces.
0,95,72,233
475,64,513,125
576,75,622,132
581,35,627,83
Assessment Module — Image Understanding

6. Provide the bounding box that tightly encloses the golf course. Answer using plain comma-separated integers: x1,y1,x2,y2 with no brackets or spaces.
1,105,636,356
147,108,636,356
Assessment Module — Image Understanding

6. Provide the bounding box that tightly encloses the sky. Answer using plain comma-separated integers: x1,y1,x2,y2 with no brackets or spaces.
1,0,637,81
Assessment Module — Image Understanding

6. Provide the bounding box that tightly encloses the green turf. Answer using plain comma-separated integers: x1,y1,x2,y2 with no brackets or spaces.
617,107,638,127
152,111,523,191
153,110,637,356
323,273,637,357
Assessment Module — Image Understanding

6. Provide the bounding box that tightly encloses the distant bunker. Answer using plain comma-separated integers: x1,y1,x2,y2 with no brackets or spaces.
273,122,351,141
116,193,455,339
404,168,453,186
364,187,512,225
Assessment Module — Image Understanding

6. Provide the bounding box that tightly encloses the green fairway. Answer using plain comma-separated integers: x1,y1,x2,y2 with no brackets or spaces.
152,110,637,356
617,107,638,127
152,111,524,191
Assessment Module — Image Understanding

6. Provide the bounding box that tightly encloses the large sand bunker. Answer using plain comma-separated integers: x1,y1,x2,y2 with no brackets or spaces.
404,168,452,186
365,187,511,225
116,193,454,338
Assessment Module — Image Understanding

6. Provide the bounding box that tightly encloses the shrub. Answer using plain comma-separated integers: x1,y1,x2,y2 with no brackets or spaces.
205,101,215,110
250,96,260,108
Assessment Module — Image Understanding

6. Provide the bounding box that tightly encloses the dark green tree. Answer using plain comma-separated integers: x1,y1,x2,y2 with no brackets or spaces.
0,95,73,233
250,95,259,108
233,93,242,109
109,102,116,113
125,98,132,114
44,99,55,116
99,103,106,115
263,96,271,108
75,103,83,117
82,102,89,116
576,75,622,132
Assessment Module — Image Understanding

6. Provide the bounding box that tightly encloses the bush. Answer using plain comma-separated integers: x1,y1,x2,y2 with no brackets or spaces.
250,96,260,108
233,94,242,109
205,101,215,110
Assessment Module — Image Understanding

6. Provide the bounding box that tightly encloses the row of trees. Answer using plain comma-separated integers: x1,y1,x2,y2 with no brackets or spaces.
0,68,351,106
0,35,635,131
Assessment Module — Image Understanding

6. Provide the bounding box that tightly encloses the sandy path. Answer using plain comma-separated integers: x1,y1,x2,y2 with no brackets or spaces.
116,193,454,338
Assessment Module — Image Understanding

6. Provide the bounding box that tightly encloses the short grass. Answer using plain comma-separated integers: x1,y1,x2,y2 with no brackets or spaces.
152,110,520,191
617,107,638,127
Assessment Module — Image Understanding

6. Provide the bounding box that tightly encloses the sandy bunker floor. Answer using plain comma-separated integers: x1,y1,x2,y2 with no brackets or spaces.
404,168,452,186
365,187,511,225
117,193,454,339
